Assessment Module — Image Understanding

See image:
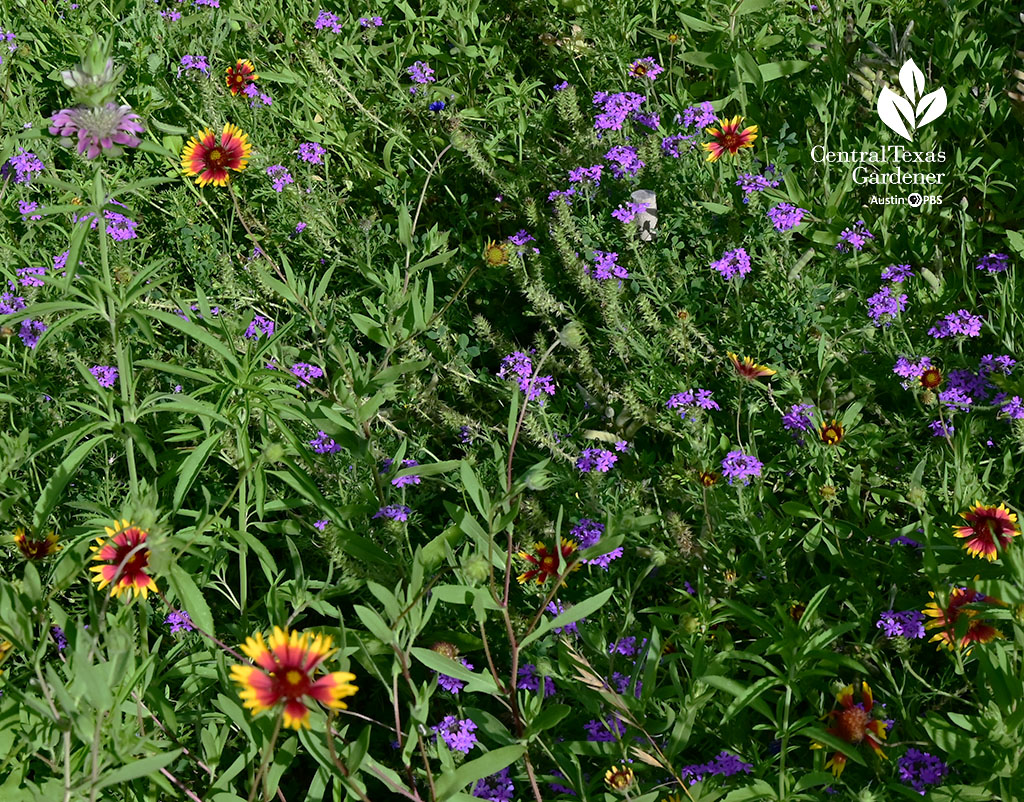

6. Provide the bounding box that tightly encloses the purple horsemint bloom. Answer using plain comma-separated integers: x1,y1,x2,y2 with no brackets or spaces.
927,309,983,339
835,219,874,252
576,448,618,473
309,431,341,454
298,142,326,163
711,247,751,280
9,148,44,184
244,315,275,340
290,362,323,388
165,609,195,634
876,609,926,639
373,505,412,522
89,365,118,388
19,319,46,349
881,264,915,283
473,767,515,802
547,187,576,205
898,749,949,795
431,715,478,754
391,459,421,487
266,164,293,192
408,60,435,84
975,252,1009,274
767,202,807,232
721,450,762,486
517,663,556,697
48,103,144,159
867,285,908,327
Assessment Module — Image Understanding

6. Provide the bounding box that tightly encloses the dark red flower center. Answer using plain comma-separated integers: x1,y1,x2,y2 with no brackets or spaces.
833,706,870,743
270,667,311,699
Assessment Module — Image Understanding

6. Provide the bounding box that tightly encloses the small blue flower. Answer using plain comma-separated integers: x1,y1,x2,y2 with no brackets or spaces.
429,100,446,111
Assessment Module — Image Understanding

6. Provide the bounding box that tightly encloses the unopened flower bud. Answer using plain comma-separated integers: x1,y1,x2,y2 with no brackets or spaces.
430,641,459,660
262,443,285,463
906,486,927,507
558,321,585,349
462,553,489,585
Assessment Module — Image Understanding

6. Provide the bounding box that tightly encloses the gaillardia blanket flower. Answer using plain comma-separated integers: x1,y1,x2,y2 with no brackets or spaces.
230,627,358,729
953,503,1019,561
818,420,845,446
517,538,580,585
225,58,258,95
728,352,775,381
812,681,887,778
923,586,1003,652
484,239,509,266
14,528,61,560
181,124,252,187
703,115,757,162
89,520,157,600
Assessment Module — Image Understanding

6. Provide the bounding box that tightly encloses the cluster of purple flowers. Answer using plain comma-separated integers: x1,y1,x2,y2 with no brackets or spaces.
570,518,623,568
373,505,412,522
767,202,807,232
592,91,646,131
309,431,341,454
314,9,343,33
244,315,275,340
568,164,603,185
711,247,751,281
893,356,933,387
8,148,44,184
721,451,763,486
881,264,915,283
588,249,628,281
472,768,514,802
432,715,478,754
242,82,273,108
1,282,26,315
928,309,983,339
358,15,383,27
177,55,209,77
498,351,555,403
975,252,1009,274
682,101,717,130
736,164,780,201
51,626,67,652
584,715,626,742
604,145,644,178
781,403,815,436
437,657,473,693
165,609,194,634
298,142,326,164
266,165,293,192
407,60,435,92
391,459,421,487
19,319,47,349
898,749,949,794
929,420,953,437
661,132,696,158
90,365,118,388
680,752,754,785
876,609,926,639
667,388,720,421
867,285,908,328
18,266,45,287
74,201,139,241
314,518,330,531
611,200,648,223
836,219,874,252
518,663,556,696
507,229,537,255
290,362,324,388
608,636,645,657
19,200,42,221
576,448,618,473
0,29,15,67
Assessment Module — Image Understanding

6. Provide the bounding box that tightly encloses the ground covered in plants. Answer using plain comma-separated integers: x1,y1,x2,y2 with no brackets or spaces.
2,0,1024,800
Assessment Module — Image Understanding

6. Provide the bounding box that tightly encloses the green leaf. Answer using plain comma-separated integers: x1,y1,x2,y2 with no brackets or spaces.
410,647,499,694
353,605,394,643
398,204,413,249
32,436,110,530
526,704,570,737
520,587,614,649
166,563,216,638
1006,229,1024,257
94,750,183,790
734,0,771,14
394,459,461,480
434,745,525,799
173,432,224,510
759,60,810,82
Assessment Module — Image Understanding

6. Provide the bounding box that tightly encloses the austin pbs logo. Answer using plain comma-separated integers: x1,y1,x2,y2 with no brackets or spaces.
877,60,947,141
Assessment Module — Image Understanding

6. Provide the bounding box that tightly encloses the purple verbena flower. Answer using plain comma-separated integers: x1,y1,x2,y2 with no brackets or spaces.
89,365,118,388
975,252,1009,274
298,142,326,164
721,450,762,486
431,715,478,754
244,315,274,340
290,362,323,388
928,309,983,339
165,609,195,634
867,285,908,327
835,220,874,252
881,264,914,283
373,505,412,522
9,148,44,183
576,448,618,473
19,319,46,348
767,202,807,232
898,749,949,795
310,431,341,454
711,247,751,280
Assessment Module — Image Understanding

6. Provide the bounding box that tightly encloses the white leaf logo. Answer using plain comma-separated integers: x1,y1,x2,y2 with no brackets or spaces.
877,59,947,140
